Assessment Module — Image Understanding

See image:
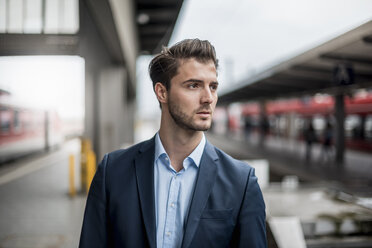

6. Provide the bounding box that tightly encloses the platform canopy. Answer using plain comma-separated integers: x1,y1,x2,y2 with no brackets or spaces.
0,0,184,87
0,0,183,57
218,20,372,105
136,0,183,54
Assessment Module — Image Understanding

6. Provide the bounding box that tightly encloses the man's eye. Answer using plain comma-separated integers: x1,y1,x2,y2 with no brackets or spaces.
210,84,218,91
189,83,198,89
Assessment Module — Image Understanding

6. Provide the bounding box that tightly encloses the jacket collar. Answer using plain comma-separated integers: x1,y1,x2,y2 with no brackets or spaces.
181,140,219,248
135,136,157,248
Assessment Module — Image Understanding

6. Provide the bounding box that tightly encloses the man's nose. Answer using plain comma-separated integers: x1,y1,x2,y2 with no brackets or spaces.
201,87,214,104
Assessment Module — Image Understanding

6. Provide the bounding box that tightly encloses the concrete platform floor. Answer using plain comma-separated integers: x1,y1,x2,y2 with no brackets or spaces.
0,139,86,248
1,133,371,247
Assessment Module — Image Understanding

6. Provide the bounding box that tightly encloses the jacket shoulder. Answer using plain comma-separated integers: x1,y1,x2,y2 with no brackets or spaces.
103,137,154,165
213,145,254,173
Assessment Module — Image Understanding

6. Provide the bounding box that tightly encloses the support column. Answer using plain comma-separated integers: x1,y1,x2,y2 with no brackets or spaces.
98,67,132,160
360,115,366,140
334,94,345,165
84,68,100,156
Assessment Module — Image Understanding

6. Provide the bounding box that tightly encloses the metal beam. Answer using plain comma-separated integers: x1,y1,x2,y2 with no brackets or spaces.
0,34,79,55
84,0,125,64
320,53,372,66
263,79,311,91
273,74,332,87
137,2,180,10
137,8,178,22
139,25,169,35
286,67,333,81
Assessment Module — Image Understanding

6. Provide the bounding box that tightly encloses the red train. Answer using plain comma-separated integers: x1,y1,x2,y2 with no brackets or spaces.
214,91,372,153
0,89,64,163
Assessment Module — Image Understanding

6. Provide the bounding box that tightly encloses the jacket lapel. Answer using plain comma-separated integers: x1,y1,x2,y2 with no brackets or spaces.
181,140,219,248
134,137,156,248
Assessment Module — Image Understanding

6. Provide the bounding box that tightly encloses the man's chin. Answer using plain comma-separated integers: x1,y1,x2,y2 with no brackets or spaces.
193,122,211,131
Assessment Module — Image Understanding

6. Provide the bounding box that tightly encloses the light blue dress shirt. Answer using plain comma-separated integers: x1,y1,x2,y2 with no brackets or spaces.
154,133,206,248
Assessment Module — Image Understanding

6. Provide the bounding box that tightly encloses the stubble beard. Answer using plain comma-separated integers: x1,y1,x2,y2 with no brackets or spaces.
168,98,212,132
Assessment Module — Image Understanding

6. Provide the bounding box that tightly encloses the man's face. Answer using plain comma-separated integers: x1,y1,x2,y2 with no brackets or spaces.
167,58,218,131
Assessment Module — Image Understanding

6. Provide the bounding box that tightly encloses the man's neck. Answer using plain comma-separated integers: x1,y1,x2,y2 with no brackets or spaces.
158,126,203,172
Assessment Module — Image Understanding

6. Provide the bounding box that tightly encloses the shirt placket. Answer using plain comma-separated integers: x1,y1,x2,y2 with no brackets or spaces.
162,173,180,247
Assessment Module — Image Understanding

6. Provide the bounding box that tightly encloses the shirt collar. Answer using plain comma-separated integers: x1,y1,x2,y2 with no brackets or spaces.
154,132,206,168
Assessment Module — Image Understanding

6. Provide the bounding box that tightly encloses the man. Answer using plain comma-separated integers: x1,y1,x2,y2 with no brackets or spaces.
79,39,267,248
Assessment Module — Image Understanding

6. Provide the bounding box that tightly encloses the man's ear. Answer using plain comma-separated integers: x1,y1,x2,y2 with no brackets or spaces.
154,82,168,104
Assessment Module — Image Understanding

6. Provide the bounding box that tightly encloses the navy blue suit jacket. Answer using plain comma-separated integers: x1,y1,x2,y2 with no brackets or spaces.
79,137,267,248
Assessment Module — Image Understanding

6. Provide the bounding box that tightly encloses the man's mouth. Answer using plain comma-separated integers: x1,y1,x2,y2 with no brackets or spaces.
197,111,211,117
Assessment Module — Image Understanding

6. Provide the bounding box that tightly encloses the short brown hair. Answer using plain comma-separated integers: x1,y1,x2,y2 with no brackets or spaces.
149,39,219,90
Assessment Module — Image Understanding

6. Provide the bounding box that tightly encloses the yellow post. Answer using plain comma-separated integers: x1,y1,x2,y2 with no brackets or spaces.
85,149,96,193
80,138,92,192
69,154,76,197
80,139,86,191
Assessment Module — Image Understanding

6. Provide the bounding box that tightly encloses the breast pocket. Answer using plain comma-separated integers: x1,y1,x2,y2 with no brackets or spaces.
200,209,233,220
191,209,234,248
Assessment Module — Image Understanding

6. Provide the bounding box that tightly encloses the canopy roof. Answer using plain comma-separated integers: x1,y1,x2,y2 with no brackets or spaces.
218,20,372,105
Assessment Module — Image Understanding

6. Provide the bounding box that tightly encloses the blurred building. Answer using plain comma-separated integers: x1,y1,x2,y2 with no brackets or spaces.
0,0,183,159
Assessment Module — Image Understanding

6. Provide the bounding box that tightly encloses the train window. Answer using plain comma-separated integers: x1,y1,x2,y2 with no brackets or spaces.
345,115,361,138
294,117,304,134
0,107,11,134
278,116,287,135
313,115,325,131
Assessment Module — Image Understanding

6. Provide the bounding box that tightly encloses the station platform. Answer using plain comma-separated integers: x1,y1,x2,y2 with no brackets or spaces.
0,134,371,248
0,139,85,248
207,132,372,197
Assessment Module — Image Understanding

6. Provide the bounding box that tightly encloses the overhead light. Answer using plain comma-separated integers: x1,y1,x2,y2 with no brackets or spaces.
137,13,150,25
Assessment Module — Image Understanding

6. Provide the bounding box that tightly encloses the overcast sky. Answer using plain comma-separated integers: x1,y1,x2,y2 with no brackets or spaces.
0,56,84,119
137,0,372,119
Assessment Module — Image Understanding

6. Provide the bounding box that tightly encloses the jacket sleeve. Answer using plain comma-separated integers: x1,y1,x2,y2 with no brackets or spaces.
79,154,108,248
230,168,267,248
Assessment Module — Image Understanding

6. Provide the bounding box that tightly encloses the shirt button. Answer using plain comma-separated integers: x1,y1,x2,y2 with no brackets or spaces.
166,231,171,237
165,157,169,161
171,203,175,208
